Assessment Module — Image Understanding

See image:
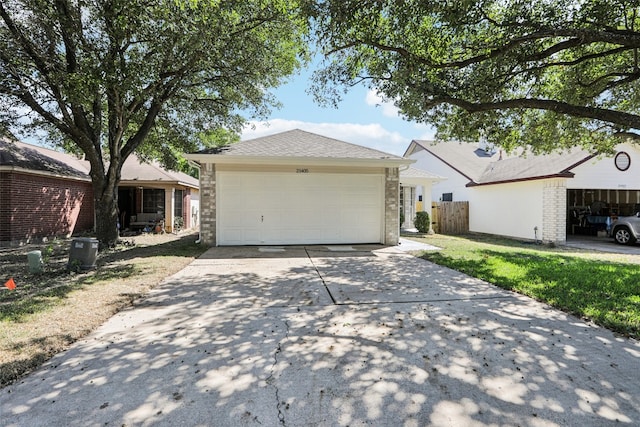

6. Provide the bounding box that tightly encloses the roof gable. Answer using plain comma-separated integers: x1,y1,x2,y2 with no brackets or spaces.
410,140,502,182
409,139,595,186
194,129,405,161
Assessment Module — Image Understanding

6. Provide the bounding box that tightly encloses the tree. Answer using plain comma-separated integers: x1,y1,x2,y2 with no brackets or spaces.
0,0,307,246
311,0,640,154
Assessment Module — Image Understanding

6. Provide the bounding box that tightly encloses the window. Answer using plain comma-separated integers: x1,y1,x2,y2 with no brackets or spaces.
143,189,164,214
174,189,184,219
442,192,453,202
615,152,631,171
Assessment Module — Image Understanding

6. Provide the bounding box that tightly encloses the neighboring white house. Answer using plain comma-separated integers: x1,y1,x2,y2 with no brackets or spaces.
186,129,413,246
405,140,640,243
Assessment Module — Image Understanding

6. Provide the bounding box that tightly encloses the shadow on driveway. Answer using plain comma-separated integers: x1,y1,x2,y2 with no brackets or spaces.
2,245,639,426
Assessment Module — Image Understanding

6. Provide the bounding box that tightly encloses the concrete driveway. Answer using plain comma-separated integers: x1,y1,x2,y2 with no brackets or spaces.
565,235,640,254
3,242,640,426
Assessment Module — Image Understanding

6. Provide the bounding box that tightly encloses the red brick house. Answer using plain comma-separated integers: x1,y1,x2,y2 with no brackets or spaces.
117,154,200,234
0,138,199,246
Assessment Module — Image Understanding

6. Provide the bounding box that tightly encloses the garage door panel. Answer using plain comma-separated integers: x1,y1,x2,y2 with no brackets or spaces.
218,172,383,245
219,228,255,246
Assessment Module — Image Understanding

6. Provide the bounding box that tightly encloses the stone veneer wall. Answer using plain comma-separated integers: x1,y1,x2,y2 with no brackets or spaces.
199,163,216,246
542,178,567,244
384,167,400,245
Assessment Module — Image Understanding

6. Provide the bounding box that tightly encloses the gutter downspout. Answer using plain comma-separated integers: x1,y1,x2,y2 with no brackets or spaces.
187,159,202,244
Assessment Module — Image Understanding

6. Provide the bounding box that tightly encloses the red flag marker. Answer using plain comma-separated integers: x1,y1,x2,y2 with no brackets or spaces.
4,278,16,290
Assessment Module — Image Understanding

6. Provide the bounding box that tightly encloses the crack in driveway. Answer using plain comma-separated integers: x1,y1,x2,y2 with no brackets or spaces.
266,319,291,426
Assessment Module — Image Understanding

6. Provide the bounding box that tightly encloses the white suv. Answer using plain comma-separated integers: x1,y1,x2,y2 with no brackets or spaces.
611,212,640,245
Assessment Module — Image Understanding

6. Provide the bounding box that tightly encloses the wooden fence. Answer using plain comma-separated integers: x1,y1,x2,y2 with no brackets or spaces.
431,201,469,235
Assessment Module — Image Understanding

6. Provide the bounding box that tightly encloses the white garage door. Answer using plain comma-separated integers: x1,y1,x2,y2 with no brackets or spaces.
217,172,384,245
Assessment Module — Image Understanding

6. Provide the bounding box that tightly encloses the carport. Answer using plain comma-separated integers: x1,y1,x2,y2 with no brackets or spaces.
567,188,640,236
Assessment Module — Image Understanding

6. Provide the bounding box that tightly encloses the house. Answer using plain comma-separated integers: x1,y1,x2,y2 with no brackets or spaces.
0,138,199,245
117,156,200,234
0,138,95,245
185,129,413,246
405,139,640,243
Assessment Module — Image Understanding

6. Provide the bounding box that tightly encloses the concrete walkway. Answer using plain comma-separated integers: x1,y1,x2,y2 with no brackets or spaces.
3,245,639,426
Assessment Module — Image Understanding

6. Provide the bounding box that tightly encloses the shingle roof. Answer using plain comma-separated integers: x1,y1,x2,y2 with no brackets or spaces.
120,157,199,188
400,166,444,180
409,140,594,185
474,150,592,185
0,138,89,179
196,129,404,160
0,138,198,188
409,140,504,181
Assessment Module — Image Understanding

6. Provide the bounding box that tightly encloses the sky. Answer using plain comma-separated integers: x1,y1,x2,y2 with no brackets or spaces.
240,65,435,157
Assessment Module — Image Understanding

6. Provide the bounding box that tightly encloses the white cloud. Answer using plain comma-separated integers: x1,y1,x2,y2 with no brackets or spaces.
364,89,400,118
242,119,411,156
412,122,437,141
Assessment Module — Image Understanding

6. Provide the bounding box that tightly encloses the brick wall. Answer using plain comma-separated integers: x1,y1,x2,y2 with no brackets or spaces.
384,167,400,245
199,163,216,245
0,172,94,245
542,178,567,244
0,172,8,243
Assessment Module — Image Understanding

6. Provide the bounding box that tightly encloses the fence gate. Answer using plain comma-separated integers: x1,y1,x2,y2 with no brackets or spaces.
431,201,469,234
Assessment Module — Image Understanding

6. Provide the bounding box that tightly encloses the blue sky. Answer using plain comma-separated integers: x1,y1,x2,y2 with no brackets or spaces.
19,62,434,157
241,65,435,157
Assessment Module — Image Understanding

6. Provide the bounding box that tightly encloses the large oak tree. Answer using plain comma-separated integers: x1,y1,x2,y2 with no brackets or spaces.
0,0,307,245
311,0,640,153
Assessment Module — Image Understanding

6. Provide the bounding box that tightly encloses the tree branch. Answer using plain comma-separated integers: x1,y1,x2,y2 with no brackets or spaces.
580,71,640,91
353,26,640,72
435,96,640,129
53,0,79,72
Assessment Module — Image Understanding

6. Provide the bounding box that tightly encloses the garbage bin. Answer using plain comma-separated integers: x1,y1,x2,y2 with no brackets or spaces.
67,237,99,270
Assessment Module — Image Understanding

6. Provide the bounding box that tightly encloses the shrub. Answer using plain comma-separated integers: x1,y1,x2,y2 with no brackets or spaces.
414,211,430,233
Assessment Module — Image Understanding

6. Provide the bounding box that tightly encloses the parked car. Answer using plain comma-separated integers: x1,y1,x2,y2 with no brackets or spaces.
611,212,640,245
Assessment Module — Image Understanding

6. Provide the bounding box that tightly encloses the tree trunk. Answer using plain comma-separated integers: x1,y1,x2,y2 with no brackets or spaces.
92,176,119,248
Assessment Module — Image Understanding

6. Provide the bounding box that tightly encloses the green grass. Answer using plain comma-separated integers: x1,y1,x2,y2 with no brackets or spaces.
413,234,640,339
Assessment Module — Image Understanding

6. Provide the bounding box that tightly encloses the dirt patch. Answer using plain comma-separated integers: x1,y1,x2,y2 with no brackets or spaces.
0,231,207,387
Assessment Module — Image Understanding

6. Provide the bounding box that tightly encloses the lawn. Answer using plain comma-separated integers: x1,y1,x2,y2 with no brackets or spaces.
410,233,640,340
0,233,208,387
